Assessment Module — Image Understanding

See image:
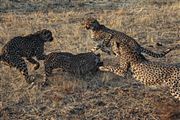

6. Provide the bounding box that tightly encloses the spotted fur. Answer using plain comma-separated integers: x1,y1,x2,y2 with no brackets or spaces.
0,29,53,83
43,52,103,85
83,18,173,57
99,42,180,100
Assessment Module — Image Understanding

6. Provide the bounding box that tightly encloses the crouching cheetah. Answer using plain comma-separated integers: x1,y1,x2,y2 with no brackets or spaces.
83,18,173,57
99,41,180,100
0,29,53,83
43,52,103,85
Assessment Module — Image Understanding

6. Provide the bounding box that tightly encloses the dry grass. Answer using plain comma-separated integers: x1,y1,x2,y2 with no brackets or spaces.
0,0,180,120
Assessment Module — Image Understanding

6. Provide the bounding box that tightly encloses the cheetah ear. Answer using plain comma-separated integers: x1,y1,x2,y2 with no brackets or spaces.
35,29,45,35
90,18,99,24
41,29,48,34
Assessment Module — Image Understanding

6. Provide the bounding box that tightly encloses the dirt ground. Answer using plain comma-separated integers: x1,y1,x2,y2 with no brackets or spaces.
0,0,180,120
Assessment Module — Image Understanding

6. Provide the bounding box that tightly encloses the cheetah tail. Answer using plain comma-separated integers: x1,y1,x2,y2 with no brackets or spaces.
140,47,169,58
168,44,180,51
161,44,180,55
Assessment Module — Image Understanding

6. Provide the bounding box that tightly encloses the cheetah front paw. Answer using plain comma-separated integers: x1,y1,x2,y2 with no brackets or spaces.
99,66,111,72
90,48,97,52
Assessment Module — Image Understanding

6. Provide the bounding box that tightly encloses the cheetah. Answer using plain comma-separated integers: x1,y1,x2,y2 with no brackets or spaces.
43,52,103,85
83,18,173,57
99,41,180,100
0,29,53,83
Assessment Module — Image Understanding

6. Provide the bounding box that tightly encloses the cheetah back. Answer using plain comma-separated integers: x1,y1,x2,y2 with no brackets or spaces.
2,29,53,58
44,52,103,76
100,42,180,100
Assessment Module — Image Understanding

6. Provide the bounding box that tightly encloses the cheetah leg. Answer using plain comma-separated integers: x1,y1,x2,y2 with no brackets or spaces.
0,54,3,61
100,46,111,55
92,34,113,55
19,64,35,84
99,65,129,77
91,45,111,55
111,41,120,57
42,65,53,87
26,57,40,70
3,55,34,83
169,79,180,101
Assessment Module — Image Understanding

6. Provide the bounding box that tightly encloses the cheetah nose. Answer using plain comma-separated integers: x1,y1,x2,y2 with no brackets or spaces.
85,25,90,29
50,37,53,41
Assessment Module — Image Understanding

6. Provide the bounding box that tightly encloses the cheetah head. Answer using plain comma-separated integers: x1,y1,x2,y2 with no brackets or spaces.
83,18,101,31
39,29,53,42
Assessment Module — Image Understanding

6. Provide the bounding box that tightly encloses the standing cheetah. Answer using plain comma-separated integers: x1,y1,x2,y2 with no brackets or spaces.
99,41,180,100
0,29,53,83
83,18,173,57
43,52,103,85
